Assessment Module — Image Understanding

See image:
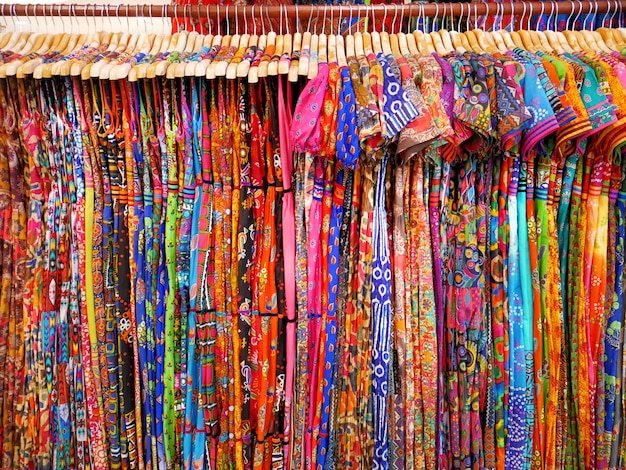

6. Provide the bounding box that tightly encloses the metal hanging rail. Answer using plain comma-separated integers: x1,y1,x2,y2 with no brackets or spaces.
0,1,623,21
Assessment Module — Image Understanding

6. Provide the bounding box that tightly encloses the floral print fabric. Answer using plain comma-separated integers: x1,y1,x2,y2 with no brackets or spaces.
2,44,626,470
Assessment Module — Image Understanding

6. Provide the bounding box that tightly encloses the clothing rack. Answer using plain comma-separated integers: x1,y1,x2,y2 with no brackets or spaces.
0,1,622,22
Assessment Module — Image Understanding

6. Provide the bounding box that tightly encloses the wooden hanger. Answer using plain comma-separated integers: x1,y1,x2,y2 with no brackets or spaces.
410,30,424,55
0,29,12,50
529,30,549,52
195,27,222,77
258,30,276,78
146,33,176,79
206,35,230,78
598,28,619,50
227,30,249,78
328,33,337,64
248,32,267,83
420,31,435,54
215,7,238,77
52,32,92,76
613,29,626,48
449,31,465,53
381,29,392,56
389,32,401,59
288,25,302,80
279,31,292,74
406,32,419,56
371,8,383,54
98,26,134,79
319,31,328,63
298,29,312,75
363,12,373,55
115,33,153,80
397,31,409,56
327,4,340,65
237,7,259,78
354,30,365,57
430,31,447,55
78,31,119,79
14,31,39,57
543,30,564,54
2,32,46,77
345,32,355,59
42,33,84,78
215,8,239,78
433,25,450,54
562,30,582,52
268,34,283,75
67,31,108,78
337,34,347,67
269,5,286,75
308,30,319,79
4,30,30,53
185,33,211,76
476,30,496,53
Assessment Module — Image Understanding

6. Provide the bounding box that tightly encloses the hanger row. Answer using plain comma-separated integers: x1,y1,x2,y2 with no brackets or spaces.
0,1,623,82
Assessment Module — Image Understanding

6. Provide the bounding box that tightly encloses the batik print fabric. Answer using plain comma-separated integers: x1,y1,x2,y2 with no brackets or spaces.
4,40,626,470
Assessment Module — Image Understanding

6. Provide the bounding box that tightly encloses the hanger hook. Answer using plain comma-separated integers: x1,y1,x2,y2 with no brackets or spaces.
226,4,230,35
473,3,477,30
251,5,256,36
35,4,43,32
566,0,574,29
546,1,553,31
295,3,300,33
307,5,313,34
434,2,439,30
609,0,617,26
313,6,319,34
89,3,95,33
323,4,328,35
234,6,240,34
32,4,39,34
572,0,582,30
329,4,334,36
382,5,387,33
392,4,398,34
458,3,464,32
24,4,29,32
337,4,342,36
580,0,587,30
75,4,80,34
406,3,412,34
241,5,246,35
449,3,454,32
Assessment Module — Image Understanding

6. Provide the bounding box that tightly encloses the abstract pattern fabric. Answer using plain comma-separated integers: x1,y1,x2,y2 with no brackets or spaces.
3,41,626,470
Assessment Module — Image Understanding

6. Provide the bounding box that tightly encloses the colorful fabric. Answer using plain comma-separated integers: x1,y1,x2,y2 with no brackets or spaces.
2,41,626,470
